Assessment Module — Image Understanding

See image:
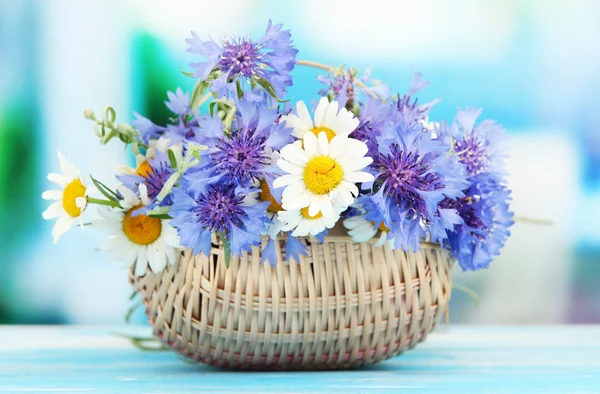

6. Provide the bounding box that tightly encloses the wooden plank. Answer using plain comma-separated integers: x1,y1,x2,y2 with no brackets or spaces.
0,326,599,393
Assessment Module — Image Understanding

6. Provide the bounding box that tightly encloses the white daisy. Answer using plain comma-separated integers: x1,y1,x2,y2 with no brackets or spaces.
119,137,171,176
278,207,340,237
343,214,393,247
92,185,180,277
273,132,374,218
42,152,89,243
281,97,359,142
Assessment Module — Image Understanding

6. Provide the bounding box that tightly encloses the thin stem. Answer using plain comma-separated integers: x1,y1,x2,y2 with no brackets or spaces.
88,197,120,208
452,283,480,306
513,216,554,226
296,59,377,98
196,91,213,108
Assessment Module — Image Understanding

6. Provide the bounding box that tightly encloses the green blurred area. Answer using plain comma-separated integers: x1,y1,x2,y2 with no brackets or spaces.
0,103,39,322
132,33,193,128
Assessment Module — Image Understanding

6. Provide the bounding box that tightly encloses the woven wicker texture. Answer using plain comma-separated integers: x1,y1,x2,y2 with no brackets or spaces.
131,235,453,370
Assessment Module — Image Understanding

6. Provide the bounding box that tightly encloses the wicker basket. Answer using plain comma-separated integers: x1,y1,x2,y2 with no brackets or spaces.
130,233,453,370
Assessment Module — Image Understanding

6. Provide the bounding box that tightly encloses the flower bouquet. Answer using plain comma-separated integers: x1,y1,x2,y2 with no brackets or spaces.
43,21,513,370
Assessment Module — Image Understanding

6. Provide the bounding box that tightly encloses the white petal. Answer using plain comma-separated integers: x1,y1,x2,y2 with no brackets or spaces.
147,245,164,273
135,248,148,277
42,190,62,201
344,171,375,183
47,173,69,187
317,132,329,156
351,226,378,242
273,174,302,189
281,114,310,137
57,151,79,179
121,247,139,269
277,159,303,175
296,101,314,130
51,215,75,243
303,132,319,157
322,100,339,128
313,97,329,127
343,216,366,230
331,185,354,207
42,202,63,220
98,207,124,221
118,185,140,208
138,183,151,206
342,157,374,173
90,219,121,235
282,188,313,210
164,245,177,265
375,232,388,246
292,220,311,236
75,197,88,211
328,109,359,135
310,195,332,218
336,137,369,160
280,142,308,166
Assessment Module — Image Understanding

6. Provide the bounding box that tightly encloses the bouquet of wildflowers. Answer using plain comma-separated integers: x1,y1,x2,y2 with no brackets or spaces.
43,21,513,277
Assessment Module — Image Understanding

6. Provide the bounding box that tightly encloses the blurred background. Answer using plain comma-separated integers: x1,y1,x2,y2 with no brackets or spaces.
0,0,598,324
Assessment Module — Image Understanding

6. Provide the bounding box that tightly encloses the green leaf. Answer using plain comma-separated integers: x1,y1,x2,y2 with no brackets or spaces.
148,214,172,220
124,301,143,324
90,175,120,201
236,79,244,99
167,149,178,169
181,70,195,77
189,79,210,111
219,232,231,268
255,77,289,103
209,101,217,116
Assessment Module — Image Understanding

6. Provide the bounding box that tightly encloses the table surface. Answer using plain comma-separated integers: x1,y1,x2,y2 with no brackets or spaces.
1,325,599,393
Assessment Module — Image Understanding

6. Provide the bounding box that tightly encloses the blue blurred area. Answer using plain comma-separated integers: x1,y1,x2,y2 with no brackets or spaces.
0,0,598,324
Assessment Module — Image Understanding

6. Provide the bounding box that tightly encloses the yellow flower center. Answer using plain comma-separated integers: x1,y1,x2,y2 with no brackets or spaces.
376,222,390,232
136,160,153,177
303,156,343,195
259,179,283,214
62,179,87,218
122,205,162,245
310,127,336,142
300,207,323,220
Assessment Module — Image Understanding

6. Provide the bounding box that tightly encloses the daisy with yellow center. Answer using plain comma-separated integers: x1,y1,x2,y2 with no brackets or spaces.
343,214,393,247
92,185,180,277
273,132,374,218
119,137,171,177
281,97,359,142
278,206,341,237
42,152,89,243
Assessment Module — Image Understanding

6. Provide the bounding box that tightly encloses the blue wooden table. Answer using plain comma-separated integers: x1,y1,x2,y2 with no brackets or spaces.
1,325,599,393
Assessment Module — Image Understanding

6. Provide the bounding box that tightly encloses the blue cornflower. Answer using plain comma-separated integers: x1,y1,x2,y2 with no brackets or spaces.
367,121,468,251
170,183,270,257
186,20,298,100
132,88,197,144
261,234,308,267
133,113,164,144
185,100,292,196
442,107,508,179
118,148,176,216
442,174,514,270
351,95,392,158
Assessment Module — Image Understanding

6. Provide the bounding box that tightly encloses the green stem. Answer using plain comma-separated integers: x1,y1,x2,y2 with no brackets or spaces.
88,197,120,208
